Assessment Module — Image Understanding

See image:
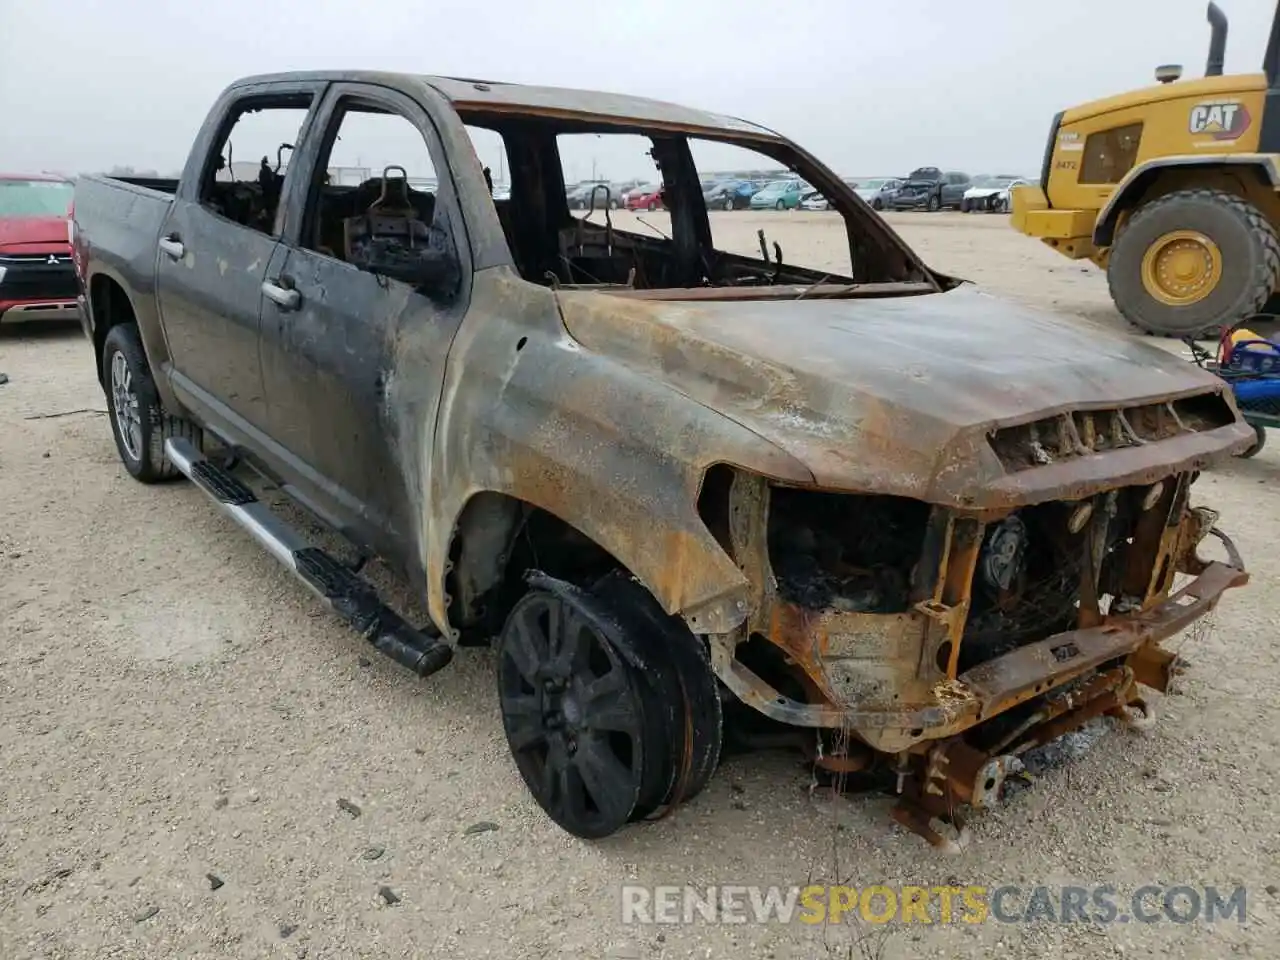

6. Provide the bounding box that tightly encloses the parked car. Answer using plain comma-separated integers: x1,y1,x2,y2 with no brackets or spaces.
701,179,756,211
624,184,664,211
749,179,809,210
961,175,1029,213
612,179,648,206
808,178,901,212
566,180,620,210
890,168,971,211
0,173,79,324
851,178,903,210
73,70,1250,848
799,190,829,211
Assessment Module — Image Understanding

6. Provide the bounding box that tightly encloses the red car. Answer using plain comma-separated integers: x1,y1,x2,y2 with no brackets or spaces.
624,184,664,211
0,173,79,325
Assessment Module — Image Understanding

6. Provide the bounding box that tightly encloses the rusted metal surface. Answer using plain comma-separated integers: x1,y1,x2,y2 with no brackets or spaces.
556,285,1256,510
704,487,1246,755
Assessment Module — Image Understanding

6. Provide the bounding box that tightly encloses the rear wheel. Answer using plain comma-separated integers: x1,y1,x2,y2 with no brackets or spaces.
775,199,785,210
723,195,734,211
101,323,199,483
927,194,940,212
872,198,883,210
1107,188,1280,338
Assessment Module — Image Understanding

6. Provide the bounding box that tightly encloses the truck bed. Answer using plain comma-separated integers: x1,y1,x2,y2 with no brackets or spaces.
73,175,176,309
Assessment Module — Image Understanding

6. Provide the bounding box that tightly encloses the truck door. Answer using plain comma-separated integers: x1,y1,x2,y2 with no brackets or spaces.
155,81,324,434
260,83,470,561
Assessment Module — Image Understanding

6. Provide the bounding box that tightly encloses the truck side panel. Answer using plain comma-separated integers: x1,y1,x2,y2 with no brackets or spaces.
74,176,179,410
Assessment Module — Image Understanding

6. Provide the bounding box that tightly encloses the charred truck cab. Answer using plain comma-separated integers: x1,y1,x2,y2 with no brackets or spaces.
73,71,1250,849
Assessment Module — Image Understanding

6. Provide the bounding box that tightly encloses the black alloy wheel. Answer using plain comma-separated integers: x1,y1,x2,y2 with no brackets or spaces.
497,587,648,838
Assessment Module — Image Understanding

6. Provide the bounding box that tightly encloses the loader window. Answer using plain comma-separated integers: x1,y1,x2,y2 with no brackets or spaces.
1080,123,1143,184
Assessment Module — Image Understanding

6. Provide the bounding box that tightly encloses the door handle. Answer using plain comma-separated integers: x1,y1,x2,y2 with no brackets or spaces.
262,278,301,311
158,235,184,260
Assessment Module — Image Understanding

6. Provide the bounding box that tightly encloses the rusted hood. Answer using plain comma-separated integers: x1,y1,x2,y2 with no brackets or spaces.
556,285,1243,503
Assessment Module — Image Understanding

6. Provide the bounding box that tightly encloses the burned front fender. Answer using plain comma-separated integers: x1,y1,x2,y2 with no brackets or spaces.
422,268,815,638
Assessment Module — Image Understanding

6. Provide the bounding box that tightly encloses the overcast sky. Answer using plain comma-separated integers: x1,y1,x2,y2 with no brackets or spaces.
3,0,1278,182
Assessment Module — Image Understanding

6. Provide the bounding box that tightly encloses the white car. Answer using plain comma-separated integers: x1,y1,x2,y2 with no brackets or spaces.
962,176,1029,213
799,178,864,211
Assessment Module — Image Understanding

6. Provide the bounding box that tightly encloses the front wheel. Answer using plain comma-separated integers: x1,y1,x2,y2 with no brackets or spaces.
1107,188,1280,338
775,199,785,210
872,198,883,210
101,323,200,483
723,196,734,211
927,194,940,212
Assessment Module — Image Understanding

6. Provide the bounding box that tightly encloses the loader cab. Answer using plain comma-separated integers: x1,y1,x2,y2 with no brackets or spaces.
1010,1,1280,337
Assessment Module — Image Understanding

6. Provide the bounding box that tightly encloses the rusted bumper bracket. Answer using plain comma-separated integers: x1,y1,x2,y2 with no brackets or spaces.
708,559,1248,737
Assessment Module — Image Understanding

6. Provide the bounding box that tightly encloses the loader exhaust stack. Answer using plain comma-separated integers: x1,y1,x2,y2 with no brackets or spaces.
1206,2,1228,77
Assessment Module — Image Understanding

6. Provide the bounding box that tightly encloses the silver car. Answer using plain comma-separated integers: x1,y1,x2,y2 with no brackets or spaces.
852,177,903,210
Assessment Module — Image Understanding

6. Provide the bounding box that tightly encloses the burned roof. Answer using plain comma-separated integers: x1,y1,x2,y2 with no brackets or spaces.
426,76,778,137
232,70,781,140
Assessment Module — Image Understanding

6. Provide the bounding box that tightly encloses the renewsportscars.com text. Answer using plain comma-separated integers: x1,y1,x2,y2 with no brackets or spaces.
620,884,1248,926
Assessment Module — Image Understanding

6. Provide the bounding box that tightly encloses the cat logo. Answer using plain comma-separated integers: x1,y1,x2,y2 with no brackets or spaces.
1188,99,1251,140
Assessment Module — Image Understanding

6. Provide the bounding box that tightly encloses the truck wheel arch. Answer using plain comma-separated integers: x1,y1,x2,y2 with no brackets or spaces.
87,274,136,386
86,270,180,412
1093,155,1280,248
440,484,749,647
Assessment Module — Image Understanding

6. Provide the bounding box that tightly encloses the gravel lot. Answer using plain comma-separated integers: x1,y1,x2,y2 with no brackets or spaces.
2,211,1277,960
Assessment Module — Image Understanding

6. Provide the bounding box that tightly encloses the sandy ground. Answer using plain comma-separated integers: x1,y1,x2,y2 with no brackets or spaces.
1,211,1277,960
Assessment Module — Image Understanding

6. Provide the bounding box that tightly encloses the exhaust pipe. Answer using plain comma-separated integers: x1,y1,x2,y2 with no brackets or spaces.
1206,2,1228,76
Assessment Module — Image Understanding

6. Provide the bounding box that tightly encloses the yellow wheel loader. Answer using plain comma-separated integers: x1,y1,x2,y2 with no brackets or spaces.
1012,2,1280,337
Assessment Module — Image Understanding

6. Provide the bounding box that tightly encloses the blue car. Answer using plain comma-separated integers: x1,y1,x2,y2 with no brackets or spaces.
701,178,759,211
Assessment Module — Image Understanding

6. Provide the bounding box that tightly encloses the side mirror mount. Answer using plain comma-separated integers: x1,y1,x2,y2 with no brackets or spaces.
416,229,461,297
353,224,461,299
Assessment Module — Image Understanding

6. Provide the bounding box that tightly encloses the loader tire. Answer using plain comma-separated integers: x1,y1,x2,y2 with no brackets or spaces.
1107,188,1280,338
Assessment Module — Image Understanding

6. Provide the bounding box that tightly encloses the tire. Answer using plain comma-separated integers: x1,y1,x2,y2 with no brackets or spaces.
872,198,883,210
1107,188,1280,338
101,323,200,483
927,194,940,212
960,198,970,213
1238,423,1267,458
647,200,658,212
775,199,785,210
496,585,652,839
723,196,734,211
590,572,722,812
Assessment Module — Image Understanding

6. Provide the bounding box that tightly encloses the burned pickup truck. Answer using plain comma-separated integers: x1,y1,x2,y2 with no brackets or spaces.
72,71,1250,847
